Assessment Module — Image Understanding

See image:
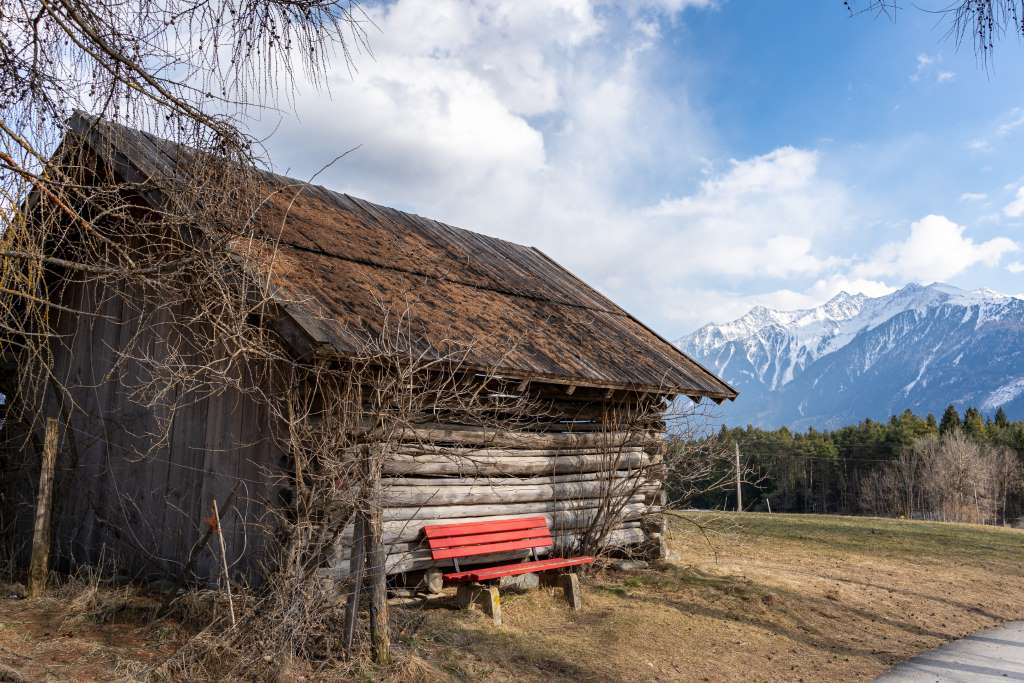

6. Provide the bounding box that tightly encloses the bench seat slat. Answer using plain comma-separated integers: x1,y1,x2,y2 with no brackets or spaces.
430,534,553,560
443,556,594,583
427,526,550,550
423,516,548,539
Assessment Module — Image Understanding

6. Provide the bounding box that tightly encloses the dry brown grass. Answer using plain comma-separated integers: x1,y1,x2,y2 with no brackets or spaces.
1,513,1023,681
398,513,1024,683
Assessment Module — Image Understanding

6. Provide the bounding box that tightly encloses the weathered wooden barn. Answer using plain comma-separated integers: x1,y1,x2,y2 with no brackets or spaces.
0,115,736,586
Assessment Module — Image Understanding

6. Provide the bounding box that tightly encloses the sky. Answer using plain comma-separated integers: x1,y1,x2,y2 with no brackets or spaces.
247,0,1024,340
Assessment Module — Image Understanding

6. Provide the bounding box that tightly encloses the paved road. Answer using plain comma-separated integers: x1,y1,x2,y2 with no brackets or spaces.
874,621,1024,682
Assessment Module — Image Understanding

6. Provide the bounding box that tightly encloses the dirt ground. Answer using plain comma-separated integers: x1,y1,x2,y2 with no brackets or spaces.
0,587,188,681
2,513,1023,682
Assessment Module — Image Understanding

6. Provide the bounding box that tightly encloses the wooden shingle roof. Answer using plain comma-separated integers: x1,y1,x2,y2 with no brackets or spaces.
71,114,737,400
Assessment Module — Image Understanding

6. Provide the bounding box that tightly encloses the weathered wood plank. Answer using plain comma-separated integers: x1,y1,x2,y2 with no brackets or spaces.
381,494,646,522
382,480,659,507
383,452,656,476
382,469,653,487
402,424,663,449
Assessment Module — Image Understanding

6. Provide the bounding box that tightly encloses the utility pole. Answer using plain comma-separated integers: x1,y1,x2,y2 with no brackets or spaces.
735,441,743,513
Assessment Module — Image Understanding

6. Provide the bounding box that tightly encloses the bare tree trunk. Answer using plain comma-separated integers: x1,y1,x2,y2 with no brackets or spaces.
28,418,59,598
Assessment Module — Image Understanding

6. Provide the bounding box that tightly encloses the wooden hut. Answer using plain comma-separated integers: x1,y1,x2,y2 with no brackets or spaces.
0,115,736,586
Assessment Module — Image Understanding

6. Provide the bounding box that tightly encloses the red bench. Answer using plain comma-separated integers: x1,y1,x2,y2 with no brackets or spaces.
423,516,593,623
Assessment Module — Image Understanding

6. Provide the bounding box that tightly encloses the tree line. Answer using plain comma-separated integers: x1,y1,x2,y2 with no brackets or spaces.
673,406,1024,525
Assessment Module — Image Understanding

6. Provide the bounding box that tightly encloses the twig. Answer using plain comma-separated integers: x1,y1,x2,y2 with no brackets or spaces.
212,498,236,627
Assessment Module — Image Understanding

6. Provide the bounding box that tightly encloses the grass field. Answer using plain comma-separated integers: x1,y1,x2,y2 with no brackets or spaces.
402,513,1024,682
2,513,1023,681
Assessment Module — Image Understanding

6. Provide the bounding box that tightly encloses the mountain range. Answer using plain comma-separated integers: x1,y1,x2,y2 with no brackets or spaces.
678,283,1024,430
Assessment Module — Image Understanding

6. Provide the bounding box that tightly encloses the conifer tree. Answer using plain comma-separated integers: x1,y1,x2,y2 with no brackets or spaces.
964,407,985,438
995,406,1009,428
939,405,961,435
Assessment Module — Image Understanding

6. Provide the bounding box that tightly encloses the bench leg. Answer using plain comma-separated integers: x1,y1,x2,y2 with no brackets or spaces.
456,583,479,610
455,583,502,625
559,573,582,611
479,585,502,626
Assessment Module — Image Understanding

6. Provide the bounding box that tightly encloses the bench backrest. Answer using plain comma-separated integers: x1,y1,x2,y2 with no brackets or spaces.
423,516,552,561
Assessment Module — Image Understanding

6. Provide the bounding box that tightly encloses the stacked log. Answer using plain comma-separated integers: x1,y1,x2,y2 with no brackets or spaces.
324,421,667,580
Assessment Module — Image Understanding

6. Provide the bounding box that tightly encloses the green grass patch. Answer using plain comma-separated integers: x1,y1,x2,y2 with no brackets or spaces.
676,512,1024,570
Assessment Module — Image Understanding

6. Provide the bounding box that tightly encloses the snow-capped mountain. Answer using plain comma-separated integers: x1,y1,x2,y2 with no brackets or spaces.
679,283,1024,429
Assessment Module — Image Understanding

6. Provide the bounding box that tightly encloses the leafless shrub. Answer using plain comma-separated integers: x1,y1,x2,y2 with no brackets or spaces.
567,397,759,565
859,429,1023,524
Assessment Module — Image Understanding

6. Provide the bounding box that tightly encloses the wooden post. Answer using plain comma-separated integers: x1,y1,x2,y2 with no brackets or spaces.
367,474,390,665
28,418,59,598
559,573,582,611
479,585,502,625
455,583,502,625
342,512,367,656
735,442,743,513
456,583,479,610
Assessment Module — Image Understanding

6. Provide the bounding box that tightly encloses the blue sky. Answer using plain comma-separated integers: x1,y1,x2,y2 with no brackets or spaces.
253,0,1024,339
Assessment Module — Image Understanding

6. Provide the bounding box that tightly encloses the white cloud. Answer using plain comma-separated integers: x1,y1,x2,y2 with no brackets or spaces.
642,147,849,279
909,54,954,83
967,108,1024,153
854,215,1019,282
960,192,987,202
910,53,935,82
996,109,1024,137
623,0,716,11
1004,187,1024,218
1008,261,1024,274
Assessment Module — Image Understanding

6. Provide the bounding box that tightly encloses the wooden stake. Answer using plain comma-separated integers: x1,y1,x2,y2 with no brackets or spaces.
212,499,236,627
735,442,743,513
28,418,59,598
342,512,367,656
367,476,391,665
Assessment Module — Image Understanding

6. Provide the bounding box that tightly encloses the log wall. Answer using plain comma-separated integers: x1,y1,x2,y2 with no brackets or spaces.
323,423,667,581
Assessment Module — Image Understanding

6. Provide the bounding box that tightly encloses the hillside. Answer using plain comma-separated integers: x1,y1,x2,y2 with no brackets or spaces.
3,514,1024,682
680,283,1024,429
